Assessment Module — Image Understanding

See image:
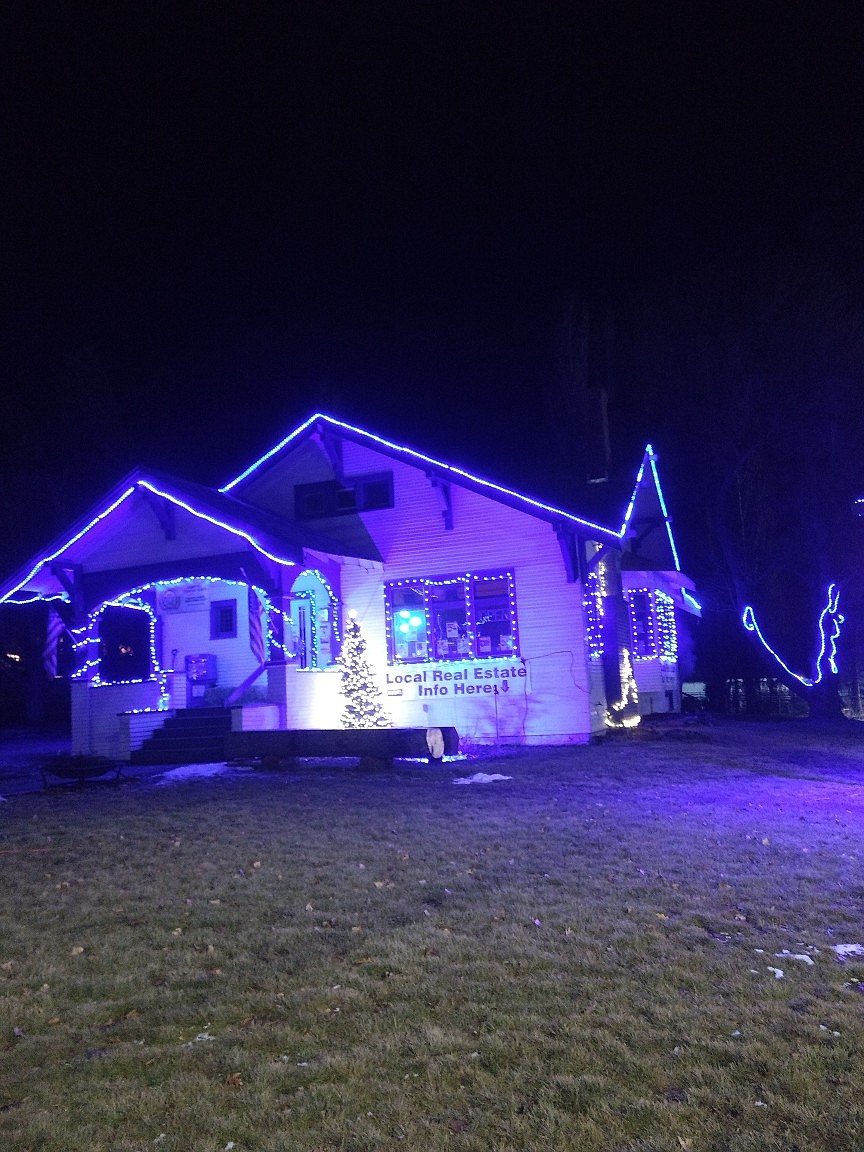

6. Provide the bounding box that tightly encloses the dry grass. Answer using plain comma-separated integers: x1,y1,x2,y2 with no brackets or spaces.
3,719,864,1150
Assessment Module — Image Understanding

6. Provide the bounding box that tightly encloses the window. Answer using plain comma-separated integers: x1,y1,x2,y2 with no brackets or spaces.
386,571,519,663
627,592,652,657
295,472,394,519
625,588,678,661
389,584,428,661
210,599,237,640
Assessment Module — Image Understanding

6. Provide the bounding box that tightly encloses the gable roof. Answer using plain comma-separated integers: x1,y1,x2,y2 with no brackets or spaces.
1,414,693,609
620,443,681,572
220,412,624,543
0,467,379,605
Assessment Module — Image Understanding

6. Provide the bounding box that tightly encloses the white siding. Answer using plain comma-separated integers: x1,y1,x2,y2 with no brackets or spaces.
72,680,162,758
336,442,596,742
158,581,266,697
77,493,258,574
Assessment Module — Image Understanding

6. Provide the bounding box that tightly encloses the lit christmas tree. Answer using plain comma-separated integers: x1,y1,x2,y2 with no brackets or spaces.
338,612,391,728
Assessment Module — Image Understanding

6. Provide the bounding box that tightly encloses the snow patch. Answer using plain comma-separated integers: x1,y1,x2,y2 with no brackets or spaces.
157,763,230,786
453,772,513,785
832,943,864,960
182,1031,216,1047
775,949,815,966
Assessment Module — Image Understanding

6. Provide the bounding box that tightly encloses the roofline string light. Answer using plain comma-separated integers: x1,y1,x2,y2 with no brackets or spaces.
619,444,681,571
681,588,702,612
136,480,300,569
1,487,137,605
1,481,301,606
220,413,621,541
742,583,844,687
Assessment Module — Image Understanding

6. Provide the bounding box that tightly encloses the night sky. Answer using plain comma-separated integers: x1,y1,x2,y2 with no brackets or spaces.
2,4,863,580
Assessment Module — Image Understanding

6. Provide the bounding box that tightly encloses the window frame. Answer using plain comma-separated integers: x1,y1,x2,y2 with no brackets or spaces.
624,587,678,662
294,471,394,519
210,598,238,640
385,569,519,664
98,604,153,684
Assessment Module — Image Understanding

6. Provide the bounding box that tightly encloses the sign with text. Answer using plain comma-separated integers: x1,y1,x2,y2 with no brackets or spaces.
157,582,210,613
385,659,527,698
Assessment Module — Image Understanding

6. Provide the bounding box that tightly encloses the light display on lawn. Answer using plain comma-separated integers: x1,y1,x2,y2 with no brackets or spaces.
742,583,844,687
338,612,391,729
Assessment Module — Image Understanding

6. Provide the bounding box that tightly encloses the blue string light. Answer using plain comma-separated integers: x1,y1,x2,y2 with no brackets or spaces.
1,480,302,606
68,577,311,708
220,413,620,540
136,480,300,570
624,587,678,663
682,588,702,612
742,583,844,687
1,487,137,605
290,568,343,664
583,569,604,659
620,445,681,571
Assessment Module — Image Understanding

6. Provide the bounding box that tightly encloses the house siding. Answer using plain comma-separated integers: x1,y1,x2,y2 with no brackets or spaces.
157,580,263,700
338,442,597,742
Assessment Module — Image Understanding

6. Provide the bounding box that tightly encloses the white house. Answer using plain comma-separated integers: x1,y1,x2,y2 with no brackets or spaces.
0,413,699,758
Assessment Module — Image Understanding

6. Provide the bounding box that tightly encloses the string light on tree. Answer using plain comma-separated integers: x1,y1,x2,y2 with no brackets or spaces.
338,611,391,729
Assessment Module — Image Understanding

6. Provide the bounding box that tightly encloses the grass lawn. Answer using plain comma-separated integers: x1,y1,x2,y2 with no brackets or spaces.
3,719,864,1151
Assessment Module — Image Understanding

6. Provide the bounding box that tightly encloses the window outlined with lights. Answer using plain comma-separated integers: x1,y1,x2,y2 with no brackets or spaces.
624,587,678,663
385,570,519,663
98,604,152,683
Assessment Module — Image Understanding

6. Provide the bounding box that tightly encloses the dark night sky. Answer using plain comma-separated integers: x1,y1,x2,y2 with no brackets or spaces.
2,3,863,578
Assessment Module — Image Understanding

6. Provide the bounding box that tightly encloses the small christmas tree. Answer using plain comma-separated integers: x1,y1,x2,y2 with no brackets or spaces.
338,612,391,728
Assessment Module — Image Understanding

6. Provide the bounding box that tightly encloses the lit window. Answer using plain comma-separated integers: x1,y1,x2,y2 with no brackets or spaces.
385,571,519,663
389,585,428,661
627,592,652,657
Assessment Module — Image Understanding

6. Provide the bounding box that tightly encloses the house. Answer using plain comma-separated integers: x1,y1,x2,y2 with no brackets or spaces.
0,413,699,758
